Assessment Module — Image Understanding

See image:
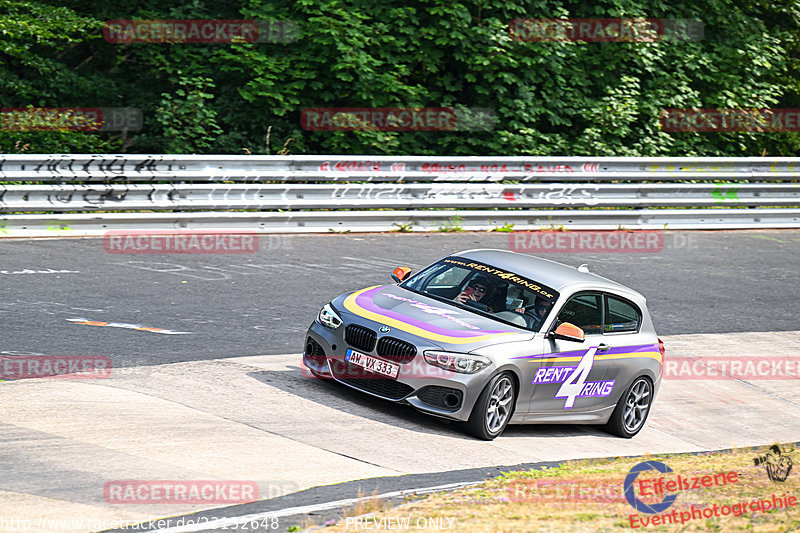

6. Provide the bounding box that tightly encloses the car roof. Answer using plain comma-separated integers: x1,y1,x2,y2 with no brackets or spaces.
452,248,643,299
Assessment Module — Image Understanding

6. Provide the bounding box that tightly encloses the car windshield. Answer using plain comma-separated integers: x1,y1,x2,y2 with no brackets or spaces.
401,256,560,332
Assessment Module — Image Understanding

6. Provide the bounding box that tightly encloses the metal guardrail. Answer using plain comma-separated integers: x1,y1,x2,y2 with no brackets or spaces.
1,155,799,236
5,209,800,236
2,154,800,181
1,183,798,211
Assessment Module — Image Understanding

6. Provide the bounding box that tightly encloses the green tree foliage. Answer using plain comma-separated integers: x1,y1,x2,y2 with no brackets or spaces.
0,0,121,152
1,0,798,155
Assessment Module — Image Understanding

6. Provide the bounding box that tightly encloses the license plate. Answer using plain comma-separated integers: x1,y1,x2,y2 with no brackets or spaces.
345,349,400,379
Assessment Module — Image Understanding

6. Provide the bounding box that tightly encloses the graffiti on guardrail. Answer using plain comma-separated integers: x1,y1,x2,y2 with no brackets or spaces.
319,160,382,172
315,160,596,175
0,157,152,175
325,184,600,204
1,156,799,233
419,163,578,174
711,185,740,202
3,190,130,206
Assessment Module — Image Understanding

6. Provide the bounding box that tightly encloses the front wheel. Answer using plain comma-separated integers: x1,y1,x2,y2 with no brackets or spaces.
604,376,652,438
466,372,516,440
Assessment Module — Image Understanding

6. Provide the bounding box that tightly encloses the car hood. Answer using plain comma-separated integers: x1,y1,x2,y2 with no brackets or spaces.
335,285,534,350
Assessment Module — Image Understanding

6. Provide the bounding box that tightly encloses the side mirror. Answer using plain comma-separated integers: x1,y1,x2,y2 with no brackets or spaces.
391,266,412,284
548,322,585,343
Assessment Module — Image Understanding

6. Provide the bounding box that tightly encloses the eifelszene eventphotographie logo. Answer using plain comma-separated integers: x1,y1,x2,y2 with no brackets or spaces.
754,445,793,482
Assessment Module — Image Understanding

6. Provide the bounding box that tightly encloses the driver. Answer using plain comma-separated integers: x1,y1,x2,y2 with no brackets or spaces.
529,297,554,326
455,275,490,305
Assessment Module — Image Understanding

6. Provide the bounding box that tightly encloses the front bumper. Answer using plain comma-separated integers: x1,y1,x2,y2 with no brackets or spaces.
303,320,494,422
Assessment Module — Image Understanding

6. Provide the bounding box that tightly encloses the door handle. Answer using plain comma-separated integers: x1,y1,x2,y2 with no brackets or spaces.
597,343,611,352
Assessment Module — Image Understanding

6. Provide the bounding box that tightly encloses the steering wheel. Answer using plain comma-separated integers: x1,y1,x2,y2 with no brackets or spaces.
522,310,544,330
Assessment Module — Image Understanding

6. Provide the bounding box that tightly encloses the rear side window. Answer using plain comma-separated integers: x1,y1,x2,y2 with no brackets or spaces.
604,296,641,333
555,293,603,335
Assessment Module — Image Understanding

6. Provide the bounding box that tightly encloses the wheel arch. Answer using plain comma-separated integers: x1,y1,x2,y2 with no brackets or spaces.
492,364,522,416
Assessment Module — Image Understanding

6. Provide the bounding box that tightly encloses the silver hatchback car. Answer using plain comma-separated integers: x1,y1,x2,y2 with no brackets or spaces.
304,249,664,440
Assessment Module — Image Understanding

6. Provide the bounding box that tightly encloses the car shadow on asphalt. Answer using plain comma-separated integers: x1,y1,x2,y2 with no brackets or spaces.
246,367,468,438
246,366,615,441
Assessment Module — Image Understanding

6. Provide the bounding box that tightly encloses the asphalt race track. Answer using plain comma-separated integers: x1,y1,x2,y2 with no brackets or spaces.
1,230,799,532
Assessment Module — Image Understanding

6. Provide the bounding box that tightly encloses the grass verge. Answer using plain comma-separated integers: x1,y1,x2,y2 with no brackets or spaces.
312,442,799,532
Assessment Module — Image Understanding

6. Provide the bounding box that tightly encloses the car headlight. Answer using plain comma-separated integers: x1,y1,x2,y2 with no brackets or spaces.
423,351,491,374
317,303,343,329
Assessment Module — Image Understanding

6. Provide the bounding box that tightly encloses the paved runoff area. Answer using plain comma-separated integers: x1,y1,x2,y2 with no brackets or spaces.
1,230,799,531
2,330,799,532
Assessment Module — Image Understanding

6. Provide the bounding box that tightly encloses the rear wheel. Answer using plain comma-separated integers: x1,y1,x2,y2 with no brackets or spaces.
605,376,652,438
466,372,516,440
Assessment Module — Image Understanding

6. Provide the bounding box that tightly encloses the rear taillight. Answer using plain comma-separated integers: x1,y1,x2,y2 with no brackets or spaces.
658,338,666,376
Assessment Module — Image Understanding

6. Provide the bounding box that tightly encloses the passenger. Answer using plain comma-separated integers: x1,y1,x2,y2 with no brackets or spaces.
511,295,552,317
455,276,490,305
507,286,526,314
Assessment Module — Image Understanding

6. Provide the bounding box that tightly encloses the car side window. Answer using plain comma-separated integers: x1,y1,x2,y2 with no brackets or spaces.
555,293,603,335
604,295,641,333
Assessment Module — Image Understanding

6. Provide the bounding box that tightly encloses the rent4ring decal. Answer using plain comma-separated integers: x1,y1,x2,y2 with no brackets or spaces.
532,346,615,409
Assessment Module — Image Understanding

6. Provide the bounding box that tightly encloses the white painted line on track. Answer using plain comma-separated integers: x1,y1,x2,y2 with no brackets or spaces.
152,481,481,532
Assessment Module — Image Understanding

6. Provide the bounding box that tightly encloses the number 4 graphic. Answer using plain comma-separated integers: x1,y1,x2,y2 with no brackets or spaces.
555,346,598,409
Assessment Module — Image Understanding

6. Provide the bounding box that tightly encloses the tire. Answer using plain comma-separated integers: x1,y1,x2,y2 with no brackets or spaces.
465,372,516,440
604,376,653,438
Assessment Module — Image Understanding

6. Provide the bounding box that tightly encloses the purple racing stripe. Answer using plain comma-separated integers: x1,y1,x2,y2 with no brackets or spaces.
354,287,516,338
604,343,659,355
511,343,658,360
512,348,587,360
